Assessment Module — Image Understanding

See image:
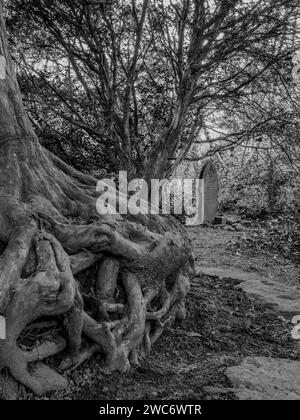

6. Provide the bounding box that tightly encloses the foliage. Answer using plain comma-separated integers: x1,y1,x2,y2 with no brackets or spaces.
3,0,300,178
228,215,300,264
219,145,299,219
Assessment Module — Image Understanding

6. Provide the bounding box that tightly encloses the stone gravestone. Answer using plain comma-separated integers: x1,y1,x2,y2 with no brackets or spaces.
294,189,300,223
0,315,5,340
199,160,219,224
0,56,6,80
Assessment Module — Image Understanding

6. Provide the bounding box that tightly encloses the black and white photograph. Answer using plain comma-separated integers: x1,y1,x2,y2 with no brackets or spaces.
0,0,299,406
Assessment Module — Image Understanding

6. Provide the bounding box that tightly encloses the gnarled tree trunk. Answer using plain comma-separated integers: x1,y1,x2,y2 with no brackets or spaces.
0,1,194,398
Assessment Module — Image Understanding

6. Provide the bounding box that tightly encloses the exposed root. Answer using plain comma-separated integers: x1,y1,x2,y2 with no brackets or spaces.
146,287,170,321
59,344,100,372
0,148,194,398
70,252,103,275
0,227,80,394
24,337,67,363
82,312,130,372
0,217,193,396
0,371,20,400
0,202,194,397
0,208,37,311
95,257,120,304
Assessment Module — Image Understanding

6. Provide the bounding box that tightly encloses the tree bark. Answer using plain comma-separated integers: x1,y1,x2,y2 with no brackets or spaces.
0,1,194,398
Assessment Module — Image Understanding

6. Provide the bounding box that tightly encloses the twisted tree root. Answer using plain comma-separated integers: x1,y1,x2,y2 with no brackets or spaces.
0,205,194,396
0,225,81,395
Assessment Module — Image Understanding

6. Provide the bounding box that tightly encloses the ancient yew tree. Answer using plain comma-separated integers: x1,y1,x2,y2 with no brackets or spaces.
0,0,194,397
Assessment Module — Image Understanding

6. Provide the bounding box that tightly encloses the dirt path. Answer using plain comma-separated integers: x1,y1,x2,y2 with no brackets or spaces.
188,225,300,287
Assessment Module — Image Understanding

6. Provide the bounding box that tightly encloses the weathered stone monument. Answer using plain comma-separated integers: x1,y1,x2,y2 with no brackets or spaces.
185,159,219,226
199,160,219,224
294,189,300,223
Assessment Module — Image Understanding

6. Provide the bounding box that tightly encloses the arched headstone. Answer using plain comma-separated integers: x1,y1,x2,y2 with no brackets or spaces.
199,160,219,224
0,56,6,80
295,189,300,223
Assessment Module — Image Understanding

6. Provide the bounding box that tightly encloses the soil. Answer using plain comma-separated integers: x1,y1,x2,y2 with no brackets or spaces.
188,224,300,288
25,221,300,400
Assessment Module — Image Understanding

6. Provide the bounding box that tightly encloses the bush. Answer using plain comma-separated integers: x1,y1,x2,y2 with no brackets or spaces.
219,153,298,219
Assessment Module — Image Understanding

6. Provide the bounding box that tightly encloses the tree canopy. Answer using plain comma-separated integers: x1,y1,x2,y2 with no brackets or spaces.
4,0,300,178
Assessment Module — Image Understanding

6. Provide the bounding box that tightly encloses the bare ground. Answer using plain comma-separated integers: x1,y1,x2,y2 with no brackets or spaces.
189,225,300,287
